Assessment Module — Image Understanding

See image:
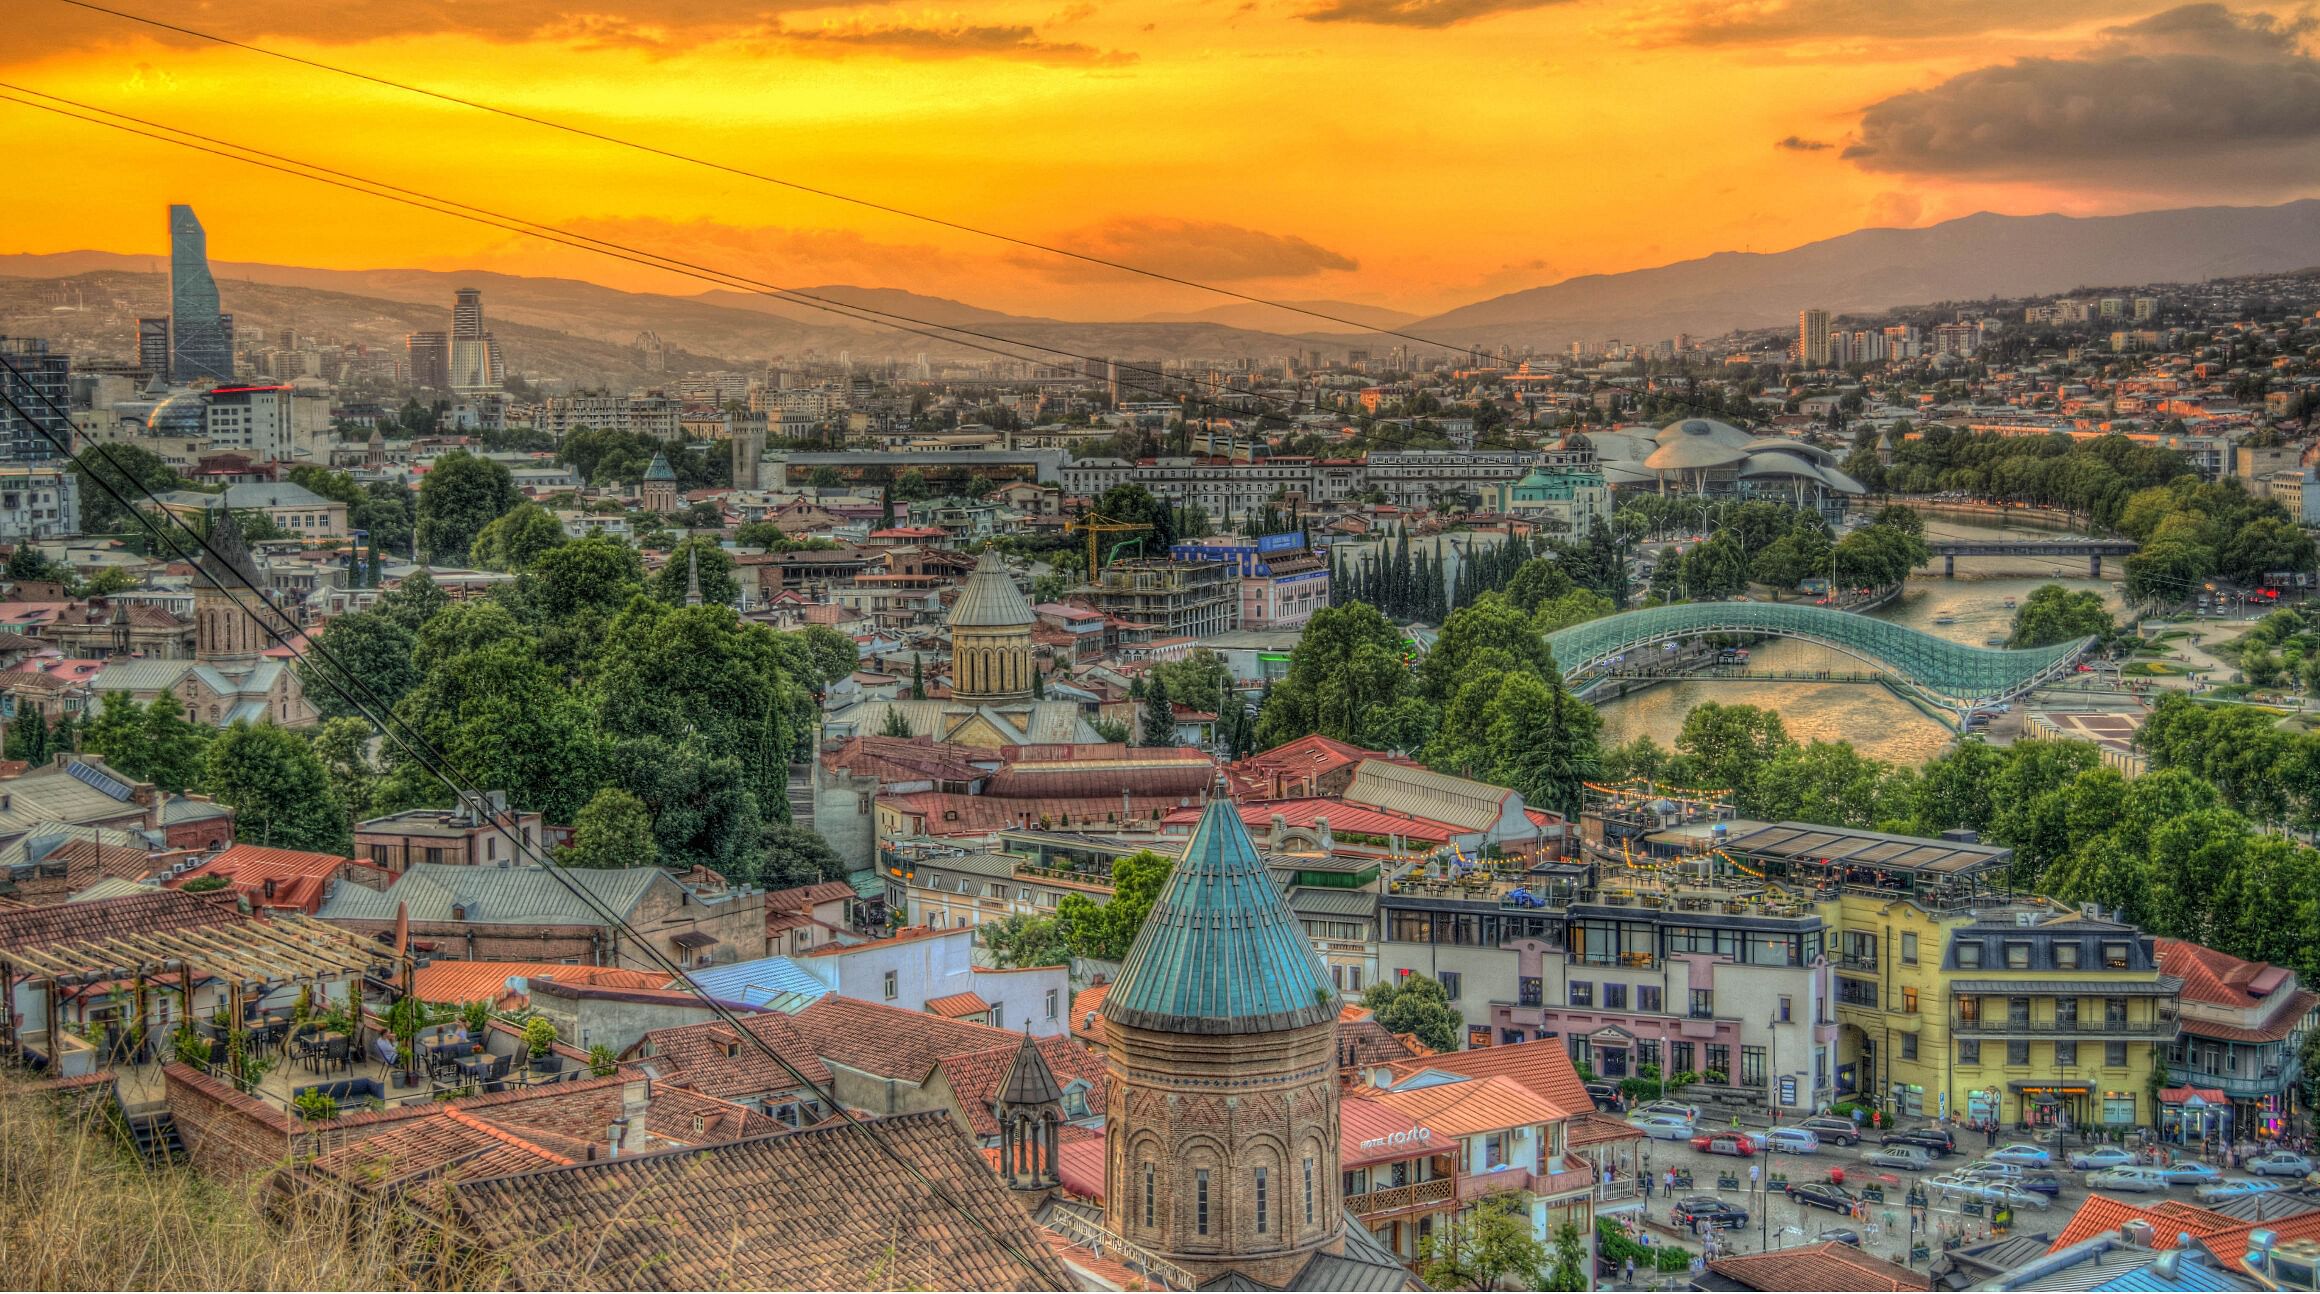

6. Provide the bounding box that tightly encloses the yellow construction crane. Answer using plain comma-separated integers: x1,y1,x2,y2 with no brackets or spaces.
1066,512,1151,576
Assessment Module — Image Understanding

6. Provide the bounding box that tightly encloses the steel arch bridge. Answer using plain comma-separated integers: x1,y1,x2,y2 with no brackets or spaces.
1545,602,2092,714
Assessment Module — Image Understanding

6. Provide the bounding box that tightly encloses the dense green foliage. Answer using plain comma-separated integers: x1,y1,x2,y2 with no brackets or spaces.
1361,972,1463,1054
1601,699,2320,985
2118,477,2316,600
2010,583,2115,647
1843,426,2189,529
203,721,350,853
414,451,519,565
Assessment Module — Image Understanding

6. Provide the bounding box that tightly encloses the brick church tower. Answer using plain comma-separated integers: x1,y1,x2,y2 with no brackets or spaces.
1100,791,1392,1289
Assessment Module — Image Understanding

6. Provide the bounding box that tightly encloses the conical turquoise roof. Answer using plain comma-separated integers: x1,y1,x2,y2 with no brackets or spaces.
643,451,677,482
1101,795,1338,1036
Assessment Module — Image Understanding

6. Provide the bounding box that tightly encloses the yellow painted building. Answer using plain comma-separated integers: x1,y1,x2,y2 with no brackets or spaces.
1821,898,2181,1130
1822,893,1976,1121
1939,910,2179,1132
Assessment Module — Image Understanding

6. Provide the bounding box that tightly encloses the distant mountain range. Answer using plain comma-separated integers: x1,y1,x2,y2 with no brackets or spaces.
8,200,2320,376
1409,200,2320,349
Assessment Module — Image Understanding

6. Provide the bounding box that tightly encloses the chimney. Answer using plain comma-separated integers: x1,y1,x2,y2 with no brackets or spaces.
622,1076,651,1124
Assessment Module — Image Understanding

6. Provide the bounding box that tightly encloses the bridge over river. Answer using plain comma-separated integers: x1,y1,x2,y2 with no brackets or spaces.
1547,601,2093,719
1921,537,2137,578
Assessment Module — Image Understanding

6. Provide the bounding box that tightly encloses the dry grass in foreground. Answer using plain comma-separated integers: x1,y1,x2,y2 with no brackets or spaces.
0,1074,481,1291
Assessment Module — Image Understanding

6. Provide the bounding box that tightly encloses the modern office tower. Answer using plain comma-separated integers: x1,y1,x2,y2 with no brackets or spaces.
0,337,71,461
137,317,170,378
406,332,450,389
167,204,234,383
1798,308,1832,367
447,287,501,392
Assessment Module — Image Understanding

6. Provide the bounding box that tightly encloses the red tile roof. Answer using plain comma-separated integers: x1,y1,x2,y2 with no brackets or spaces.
926,991,991,1019
0,887,236,956
2157,937,2296,1006
633,1012,836,1100
2047,1195,2245,1253
447,1112,1070,1291
936,1034,1108,1140
1382,1037,1595,1120
1707,1242,1930,1291
410,960,672,1005
763,880,855,912
1068,983,1109,1045
1357,1074,1565,1141
169,844,384,914
789,994,1021,1080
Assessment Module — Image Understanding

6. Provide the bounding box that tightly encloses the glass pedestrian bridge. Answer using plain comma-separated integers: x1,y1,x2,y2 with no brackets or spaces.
1545,602,2093,714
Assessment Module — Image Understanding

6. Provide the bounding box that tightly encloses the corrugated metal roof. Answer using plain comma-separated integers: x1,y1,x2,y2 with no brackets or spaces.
1343,759,1510,832
1102,796,1336,1036
314,863,664,925
686,956,832,1009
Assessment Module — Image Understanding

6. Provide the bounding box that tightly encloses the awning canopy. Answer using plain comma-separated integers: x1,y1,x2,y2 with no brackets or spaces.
0,890,387,985
670,931,718,950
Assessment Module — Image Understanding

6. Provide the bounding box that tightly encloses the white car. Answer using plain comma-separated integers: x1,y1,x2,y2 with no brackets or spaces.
2068,1147,2136,1172
1630,1113,1695,1141
1927,1174,2051,1212
1864,1144,1934,1172
2195,1178,2283,1204
2160,1162,2223,1187
1764,1126,1821,1154
2247,1151,2316,1177
1634,1100,1702,1123
2086,1166,2172,1194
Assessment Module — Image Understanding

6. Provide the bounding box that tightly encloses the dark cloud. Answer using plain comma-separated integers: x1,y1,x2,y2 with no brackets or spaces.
1845,4,2320,181
1612,0,2129,49
1297,0,1568,29
765,19,1135,64
1025,219,1358,282
1775,135,1833,151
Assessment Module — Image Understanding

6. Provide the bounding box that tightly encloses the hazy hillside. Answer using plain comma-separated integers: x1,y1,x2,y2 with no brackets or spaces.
1137,299,1419,333
1410,200,2320,349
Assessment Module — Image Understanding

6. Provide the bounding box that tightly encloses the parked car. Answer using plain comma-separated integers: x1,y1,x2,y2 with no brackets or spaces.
2068,1147,2137,1172
1584,1082,1622,1112
1865,1144,1935,1173
1990,1143,2052,1167
2160,1162,2223,1187
1630,1113,1694,1141
1691,1133,1757,1158
1817,1229,1864,1247
1635,1100,1702,1123
2086,1166,2172,1194
1927,1175,2052,1212
1797,1116,1862,1147
1881,1126,1958,1156
2247,1151,2316,1178
1764,1126,1821,1154
1786,1180,1859,1214
1671,1196,1749,1230
2195,1177,2284,1204
2010,1171,2064,1197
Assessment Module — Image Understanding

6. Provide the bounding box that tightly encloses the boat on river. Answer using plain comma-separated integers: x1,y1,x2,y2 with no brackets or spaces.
1933,615,1956,625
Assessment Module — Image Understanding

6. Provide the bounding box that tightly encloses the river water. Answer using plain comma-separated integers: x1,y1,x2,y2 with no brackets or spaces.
1591,520,2126,768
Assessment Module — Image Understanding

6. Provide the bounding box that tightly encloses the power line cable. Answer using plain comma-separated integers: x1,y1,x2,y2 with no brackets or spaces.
0,358,1070,1290
46,0,1490,358
0,83,1266,432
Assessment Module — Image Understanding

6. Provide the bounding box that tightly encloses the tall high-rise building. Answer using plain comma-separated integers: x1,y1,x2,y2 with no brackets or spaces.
0,337,71,462
406,332,450,389
167,204,234,384
137,317,170,379
447,287,501,393
1798,308,1832,367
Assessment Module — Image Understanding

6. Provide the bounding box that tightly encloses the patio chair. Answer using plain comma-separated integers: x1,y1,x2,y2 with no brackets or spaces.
323,1036,352,1074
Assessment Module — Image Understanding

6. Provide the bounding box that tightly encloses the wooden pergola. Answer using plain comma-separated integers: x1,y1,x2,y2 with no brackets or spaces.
0,890,399,1075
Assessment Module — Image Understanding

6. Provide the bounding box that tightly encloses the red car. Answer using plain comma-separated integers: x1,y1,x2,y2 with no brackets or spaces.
1690,1133,1757,1157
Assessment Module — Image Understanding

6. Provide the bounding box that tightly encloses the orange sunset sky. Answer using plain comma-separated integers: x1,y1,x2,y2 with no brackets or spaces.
7,0,2320,319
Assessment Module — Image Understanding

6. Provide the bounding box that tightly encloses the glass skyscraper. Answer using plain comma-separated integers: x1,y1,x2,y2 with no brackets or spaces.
168,204,233,383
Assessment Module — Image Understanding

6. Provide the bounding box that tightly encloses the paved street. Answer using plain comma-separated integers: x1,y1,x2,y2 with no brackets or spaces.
1599,1128,2240,1288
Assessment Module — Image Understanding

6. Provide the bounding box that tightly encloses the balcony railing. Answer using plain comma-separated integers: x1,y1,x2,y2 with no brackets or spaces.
1347,1176,1455,1216
1568,952,1661,970
1596,1176,1643,1204
1951,1013,2178,1037
2168,1066,2290,1101
1835,952,1880,973
1459,1165,1533,1201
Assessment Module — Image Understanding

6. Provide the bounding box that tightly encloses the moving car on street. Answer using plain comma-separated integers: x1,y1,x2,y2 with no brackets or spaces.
2086,1166,2172,1194
1671,1197,1749,1230
2248,1151,2315,1177
2195,1178,2284,1204
1989,1143,2052,1167
1881,1126,1959,1157
1797,1116,1862,1147
1865,1144,1935,1172
1785,1180,1860,1214
1690,1133,1757,1158
1630,1113,1694,1141
2068,1147,2136,1172
1764,1127,1821,1154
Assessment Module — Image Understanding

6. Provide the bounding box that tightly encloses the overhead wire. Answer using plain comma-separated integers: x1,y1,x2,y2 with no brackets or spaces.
0,358,1070,1290
0,82,1275,436
44,0,1490,358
